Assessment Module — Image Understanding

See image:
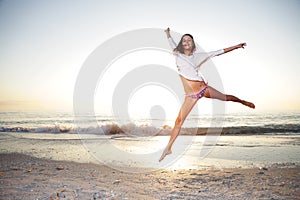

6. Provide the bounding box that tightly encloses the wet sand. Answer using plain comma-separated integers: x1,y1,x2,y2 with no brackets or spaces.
0,132,299,170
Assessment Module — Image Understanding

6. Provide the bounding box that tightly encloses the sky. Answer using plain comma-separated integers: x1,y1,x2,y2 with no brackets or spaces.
0,0,300,116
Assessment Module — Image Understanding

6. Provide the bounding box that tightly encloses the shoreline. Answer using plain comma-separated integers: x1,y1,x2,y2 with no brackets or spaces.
0,132,299,170
0,152,299,199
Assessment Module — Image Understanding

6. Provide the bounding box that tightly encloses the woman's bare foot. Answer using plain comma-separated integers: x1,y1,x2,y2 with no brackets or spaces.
159,148,172,162
242,100,255,109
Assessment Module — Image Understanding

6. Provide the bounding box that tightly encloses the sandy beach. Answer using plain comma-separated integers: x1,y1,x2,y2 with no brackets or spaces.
0,132,299,199
0,153,299,199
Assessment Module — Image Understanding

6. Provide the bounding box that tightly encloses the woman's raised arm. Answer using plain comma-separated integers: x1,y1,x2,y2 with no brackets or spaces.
165,27,177,50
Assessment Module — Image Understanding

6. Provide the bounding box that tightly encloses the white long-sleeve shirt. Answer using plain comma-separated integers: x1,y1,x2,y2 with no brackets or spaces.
168,37,224,82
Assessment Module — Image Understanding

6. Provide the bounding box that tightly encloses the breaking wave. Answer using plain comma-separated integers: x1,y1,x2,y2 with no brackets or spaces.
1,123,299,135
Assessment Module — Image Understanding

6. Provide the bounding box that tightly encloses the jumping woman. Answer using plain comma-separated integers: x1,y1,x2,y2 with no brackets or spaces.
159,28,255,162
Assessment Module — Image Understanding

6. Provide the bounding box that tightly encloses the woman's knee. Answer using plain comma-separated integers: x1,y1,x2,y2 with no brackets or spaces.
174,116,183,127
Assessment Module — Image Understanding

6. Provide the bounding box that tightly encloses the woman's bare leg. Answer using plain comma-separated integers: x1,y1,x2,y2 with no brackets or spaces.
159,96,198,162
159,85,254,162
204,86,255,109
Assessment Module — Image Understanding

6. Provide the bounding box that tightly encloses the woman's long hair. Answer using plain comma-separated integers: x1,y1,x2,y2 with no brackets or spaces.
174,34,196,54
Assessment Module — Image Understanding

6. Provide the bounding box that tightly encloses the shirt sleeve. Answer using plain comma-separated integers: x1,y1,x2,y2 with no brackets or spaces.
207,49,224,57
194,49,225,68
168,37,177,50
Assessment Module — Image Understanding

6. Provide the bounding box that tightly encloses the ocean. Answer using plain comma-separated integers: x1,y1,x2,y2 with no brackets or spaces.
1,111,299,171
0,111,299,136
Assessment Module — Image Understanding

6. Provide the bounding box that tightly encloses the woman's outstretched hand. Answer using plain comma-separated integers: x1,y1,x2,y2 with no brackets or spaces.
238,43,247,49
165,27,171,38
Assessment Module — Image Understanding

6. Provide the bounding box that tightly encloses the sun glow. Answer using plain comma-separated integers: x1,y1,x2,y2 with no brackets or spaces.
94,49,180,119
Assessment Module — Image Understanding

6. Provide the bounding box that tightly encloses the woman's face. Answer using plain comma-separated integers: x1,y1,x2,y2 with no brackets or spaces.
181,35,194,51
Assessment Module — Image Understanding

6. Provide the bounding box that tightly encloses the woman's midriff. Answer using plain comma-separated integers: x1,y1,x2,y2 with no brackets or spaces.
179,75,207,94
